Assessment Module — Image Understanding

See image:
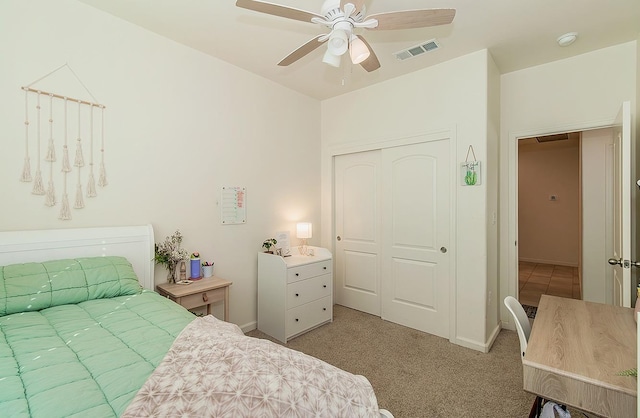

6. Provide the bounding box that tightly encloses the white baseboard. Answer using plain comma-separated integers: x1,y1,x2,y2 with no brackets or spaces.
240,321,257,334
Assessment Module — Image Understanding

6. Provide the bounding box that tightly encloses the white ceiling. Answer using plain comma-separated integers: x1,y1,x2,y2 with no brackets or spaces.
78,0,640,100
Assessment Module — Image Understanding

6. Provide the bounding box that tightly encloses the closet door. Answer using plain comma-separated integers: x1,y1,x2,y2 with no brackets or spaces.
380,139,451,338
334,150,382,315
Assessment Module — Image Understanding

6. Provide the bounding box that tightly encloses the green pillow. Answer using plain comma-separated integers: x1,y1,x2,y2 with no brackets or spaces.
0,256,142,316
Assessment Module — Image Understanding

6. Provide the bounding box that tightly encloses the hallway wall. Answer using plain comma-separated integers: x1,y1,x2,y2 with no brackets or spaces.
518,138,580,266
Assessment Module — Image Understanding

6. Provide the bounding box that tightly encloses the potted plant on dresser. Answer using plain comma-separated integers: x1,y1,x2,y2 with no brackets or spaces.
262,238,277,254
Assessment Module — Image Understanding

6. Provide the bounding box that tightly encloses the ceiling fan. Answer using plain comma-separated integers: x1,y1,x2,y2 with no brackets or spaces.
236,0,456,72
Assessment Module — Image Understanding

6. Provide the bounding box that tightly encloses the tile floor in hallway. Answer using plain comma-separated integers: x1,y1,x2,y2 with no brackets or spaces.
519,261,581,307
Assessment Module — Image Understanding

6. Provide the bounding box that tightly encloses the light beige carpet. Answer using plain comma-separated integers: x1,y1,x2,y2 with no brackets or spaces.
246,304,535,418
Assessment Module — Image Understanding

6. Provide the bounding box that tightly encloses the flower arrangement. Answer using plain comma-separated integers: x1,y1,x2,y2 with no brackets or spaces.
154,230,190,282
191,252,200,259
202,261,214,267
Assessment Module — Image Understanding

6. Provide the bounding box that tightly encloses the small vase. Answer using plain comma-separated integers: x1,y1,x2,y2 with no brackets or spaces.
167,263,177,284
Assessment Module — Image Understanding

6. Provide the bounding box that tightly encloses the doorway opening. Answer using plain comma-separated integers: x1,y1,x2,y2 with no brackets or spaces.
516,128,614,309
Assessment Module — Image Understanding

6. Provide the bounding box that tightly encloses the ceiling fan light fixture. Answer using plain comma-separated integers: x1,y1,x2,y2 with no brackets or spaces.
328,29,349,56
322,49,342,67
349,37,370,64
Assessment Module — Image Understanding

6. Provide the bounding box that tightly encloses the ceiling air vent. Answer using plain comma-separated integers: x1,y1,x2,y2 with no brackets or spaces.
394,39,440,61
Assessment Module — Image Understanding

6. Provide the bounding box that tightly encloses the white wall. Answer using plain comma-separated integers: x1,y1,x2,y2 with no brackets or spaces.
485,53,501,347
500,42,637,323
0,0,321,331
321,50,495,352
518,139,580,266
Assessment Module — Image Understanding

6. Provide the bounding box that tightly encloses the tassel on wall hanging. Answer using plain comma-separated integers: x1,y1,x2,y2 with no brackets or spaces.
86,106,96,198
20,89,32,182
19,63,108,220
31,92,45,195
59,98,72,220
45,94,57,207
74,100,85,210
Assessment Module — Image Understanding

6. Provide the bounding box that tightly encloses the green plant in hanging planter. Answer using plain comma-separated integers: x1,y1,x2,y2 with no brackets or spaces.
616,368,637,377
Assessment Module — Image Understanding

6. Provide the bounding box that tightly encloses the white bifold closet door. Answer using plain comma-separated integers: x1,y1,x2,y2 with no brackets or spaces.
334,139,451,338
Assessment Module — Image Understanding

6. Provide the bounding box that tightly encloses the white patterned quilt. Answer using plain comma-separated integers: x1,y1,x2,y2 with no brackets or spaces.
123,315,381,417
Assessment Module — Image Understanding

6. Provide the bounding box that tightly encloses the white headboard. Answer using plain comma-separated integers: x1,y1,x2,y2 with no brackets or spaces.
0,225,155,290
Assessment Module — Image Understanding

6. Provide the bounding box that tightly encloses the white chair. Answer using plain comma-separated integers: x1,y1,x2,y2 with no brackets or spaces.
504,296,544,418
504,295,532,359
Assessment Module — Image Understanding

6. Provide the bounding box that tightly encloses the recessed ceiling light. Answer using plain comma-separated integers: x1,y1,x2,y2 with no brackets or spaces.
557,32,578,47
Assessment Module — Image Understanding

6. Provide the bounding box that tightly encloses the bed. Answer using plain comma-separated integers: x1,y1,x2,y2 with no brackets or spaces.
0,225,393,417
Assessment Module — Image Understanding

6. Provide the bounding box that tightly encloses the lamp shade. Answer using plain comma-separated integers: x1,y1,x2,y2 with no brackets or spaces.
327,29,348,56
322,49,341,67
296,222,313,239
350,36,370,64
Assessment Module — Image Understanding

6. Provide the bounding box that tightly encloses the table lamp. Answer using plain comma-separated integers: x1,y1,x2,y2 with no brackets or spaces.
296,222,312,255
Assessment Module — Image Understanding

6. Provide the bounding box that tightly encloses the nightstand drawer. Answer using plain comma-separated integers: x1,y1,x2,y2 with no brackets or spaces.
178,287,225,310
286,296,332,338
287,274,331,308
287,260,332,283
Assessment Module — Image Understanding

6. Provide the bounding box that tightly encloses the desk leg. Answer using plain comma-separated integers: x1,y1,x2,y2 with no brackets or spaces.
223,287,229,321
207,303,212,316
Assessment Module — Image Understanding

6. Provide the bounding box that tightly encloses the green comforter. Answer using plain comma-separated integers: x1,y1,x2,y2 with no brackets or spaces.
0,257,194,417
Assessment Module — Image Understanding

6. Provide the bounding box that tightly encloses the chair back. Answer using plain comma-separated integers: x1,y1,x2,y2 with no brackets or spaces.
504,296,532,359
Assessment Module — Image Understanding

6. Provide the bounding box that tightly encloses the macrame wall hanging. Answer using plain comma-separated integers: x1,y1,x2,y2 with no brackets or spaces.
19,64,108,220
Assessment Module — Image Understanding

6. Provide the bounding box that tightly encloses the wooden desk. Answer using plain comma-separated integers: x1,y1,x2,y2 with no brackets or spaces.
156,276,232,321
523,295,637,417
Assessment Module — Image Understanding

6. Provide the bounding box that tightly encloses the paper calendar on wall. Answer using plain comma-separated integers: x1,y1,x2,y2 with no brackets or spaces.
220,186,246,224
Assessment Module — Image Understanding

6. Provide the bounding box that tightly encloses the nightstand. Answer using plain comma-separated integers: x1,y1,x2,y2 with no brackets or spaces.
258,246,332,343
156,276,232,321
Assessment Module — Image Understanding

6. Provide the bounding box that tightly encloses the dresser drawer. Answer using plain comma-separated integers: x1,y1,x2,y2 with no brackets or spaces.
286,296,332,338
287,274,331,308
287,260,332,283
178,287,225,310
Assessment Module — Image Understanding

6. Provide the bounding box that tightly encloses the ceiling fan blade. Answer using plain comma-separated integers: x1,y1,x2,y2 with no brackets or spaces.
236,0,323,23
278,35,328,66
366,9,456,31
355,35,380,72
341,0,366,15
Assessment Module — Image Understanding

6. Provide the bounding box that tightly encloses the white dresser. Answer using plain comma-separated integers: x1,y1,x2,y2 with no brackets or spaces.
258,246,332,343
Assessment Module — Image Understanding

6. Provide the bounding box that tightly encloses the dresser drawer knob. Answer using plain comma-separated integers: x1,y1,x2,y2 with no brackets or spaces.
295,273,299,276
202,293,208,302
295,318,299,322
323,285,327,288
323,267,327,270
323,307,327,311
295,293,299,297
